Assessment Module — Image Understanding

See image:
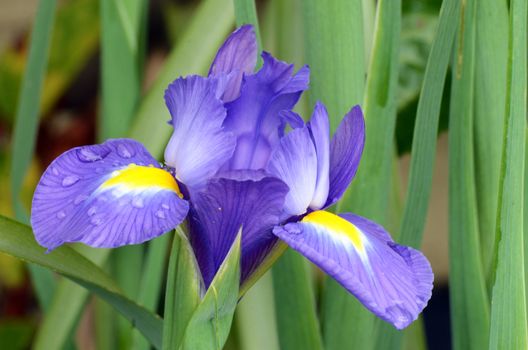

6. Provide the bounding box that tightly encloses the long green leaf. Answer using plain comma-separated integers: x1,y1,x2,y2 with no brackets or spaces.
302,0,365,130
32,247,110,350
9,0,58,311
320,0,400,348
129,0,234,157
180,233,241,350
162,228,201,350
272,250,322,350
375,0,460,348
473,0,508,289
448,0,490,348
132,233,172,350
0,215,163,349
233,0,261,54
236,272,280,350
488,0,528,347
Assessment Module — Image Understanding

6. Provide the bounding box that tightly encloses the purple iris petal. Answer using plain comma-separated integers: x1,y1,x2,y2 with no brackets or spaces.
222,52,309,171
209,24,258,102
278,110,304,136
164,75,235,190
307,102,330,210
267,126,318,217
273,211,433,330
326,105,365,207
188,170,288,287
31,139,189,250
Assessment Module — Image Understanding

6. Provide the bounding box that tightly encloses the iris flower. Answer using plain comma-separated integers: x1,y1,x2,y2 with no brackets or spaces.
31,25,432,330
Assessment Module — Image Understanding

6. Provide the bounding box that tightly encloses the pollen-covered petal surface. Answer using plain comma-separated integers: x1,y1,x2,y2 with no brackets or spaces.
31,139,189,250
208,24,257,102
273,211,433,329
164,75,235,189
326,105,365,207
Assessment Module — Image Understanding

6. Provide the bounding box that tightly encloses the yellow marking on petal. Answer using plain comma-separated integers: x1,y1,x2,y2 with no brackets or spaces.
101,164,182,197
302,210,364,251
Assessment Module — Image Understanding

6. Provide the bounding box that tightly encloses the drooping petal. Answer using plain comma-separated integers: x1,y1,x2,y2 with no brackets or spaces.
267,127,317,217
326,105,365,207
308,102,330,210
189,170,288,287
208,24,258,102
31,139,189,250
273,210,433,329
222,52,310,170
164,75,235,189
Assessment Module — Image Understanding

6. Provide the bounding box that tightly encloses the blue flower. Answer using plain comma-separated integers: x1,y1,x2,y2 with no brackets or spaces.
31,25,432,330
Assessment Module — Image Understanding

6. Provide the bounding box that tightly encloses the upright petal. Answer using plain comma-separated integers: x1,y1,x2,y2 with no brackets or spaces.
326,105,365,207
273,211,433,329
189,170,288,287
223,52,310,170
209,24,258,102
31,139,189,250
308,102,330,209
164,76,235,189
267,127,318,217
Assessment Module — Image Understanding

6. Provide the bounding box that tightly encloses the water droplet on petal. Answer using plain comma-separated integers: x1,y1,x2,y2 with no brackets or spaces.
132,197,144,208
77,145,109,162
117,144,135,159
74,194,88,205
56,211,66,219
155,210,166,219
91,217,103,226
162,203,169,210
88,207,97,216
51,167,59,176
62,175,80,187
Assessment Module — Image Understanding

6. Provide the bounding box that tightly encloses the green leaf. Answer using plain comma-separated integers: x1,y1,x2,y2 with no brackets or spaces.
129,0,234,158
98,0,146,140
302,0,365,130
447,0,490,348
235,271,280,350
272,249,323,350
233,0,262,56
180,232,241,350
9,0,58,311
132,233,172,350
488,0,528,347
32,247,110,350
321,0,400,348
0,215,163,349
473,0,508,289
375,0,460,348
162,228,201,350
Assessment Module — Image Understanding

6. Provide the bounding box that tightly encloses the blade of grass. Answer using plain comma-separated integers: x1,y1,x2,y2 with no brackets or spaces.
302,0,365,130
162,228,201,350
9,0,58,311
320,0,400,348
0,215,163,349
448,1,490,348
132,233,172,350
236,272,280,350
233,0,261,55
473,0,508,290
488,0,527,347
375,0,460,348
32,247,110,350
129,0,234,158
272,249,323,350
